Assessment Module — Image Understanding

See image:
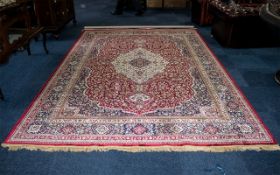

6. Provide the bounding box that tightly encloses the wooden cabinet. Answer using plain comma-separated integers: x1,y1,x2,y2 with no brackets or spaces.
0,1,47,64
34,0,76,34
191,0,213,25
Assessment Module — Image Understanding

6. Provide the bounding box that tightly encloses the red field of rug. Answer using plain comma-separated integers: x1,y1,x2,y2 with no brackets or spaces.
2,27,279,152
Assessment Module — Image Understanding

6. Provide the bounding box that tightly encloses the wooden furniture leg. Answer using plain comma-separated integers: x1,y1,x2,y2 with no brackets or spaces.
275,70,280,85
42,32,49,54
27,40,31,55
0,88,4,100
73,18,77,25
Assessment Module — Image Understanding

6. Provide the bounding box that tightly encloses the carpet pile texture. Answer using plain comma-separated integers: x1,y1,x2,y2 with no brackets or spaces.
2,28,279,152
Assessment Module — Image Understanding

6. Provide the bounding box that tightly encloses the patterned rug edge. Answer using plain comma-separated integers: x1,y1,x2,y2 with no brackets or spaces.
2,143,280,152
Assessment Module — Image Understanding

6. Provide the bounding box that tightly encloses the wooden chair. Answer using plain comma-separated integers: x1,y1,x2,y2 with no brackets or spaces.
0,1,48,100
0,1,48,64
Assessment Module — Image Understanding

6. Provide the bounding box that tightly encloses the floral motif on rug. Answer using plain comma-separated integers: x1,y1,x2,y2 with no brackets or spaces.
2,28,278,152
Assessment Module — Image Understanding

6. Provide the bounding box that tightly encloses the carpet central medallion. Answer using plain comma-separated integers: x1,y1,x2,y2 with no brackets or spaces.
3,28,278,152
112,48,168,84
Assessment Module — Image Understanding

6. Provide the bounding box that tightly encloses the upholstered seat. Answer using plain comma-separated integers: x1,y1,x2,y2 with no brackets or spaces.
209,0,266,18
208,0,279,47
259,0,280,84
260,0,280,28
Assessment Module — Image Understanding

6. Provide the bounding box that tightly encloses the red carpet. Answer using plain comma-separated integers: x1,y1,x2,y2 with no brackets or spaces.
2,27,279,152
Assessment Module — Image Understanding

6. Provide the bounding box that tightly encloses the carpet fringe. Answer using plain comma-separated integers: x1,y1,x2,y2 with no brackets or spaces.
2,143,280,153
84,26,196,29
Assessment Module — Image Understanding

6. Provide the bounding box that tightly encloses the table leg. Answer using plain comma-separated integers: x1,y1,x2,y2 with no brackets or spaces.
42,32,49,54
73,18,77,25
27,40,31,55
0,88,4,100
